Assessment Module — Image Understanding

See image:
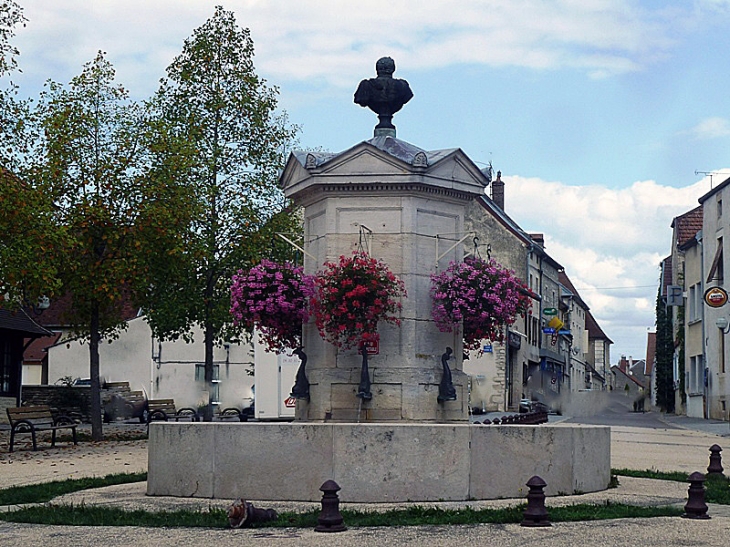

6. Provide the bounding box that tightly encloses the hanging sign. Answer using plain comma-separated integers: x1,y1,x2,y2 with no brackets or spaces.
704,287,728,308
547,316,564,330
543,307,558,316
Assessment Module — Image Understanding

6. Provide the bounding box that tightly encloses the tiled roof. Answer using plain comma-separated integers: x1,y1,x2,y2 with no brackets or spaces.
586,310,613,343
671,206,702,248
611,365,647,389
0,308,52,336
23,332,61,362
557,270,589,310
27,292,140,327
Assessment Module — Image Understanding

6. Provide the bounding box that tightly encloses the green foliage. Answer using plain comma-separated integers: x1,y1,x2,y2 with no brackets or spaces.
0,0,25,78
654,286,675,412
613,468,730,505
142,6,299,418
0,472,146,505
0,501,683,528
1,52,194,439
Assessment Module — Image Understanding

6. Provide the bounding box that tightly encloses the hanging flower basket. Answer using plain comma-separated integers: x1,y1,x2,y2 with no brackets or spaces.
430,256,530,353
312,251,406,349
230,259,314,352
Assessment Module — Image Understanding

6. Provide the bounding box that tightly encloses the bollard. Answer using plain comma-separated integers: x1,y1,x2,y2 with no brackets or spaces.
707,445,724,477
314,480,347,533
682,472,710,519
521,475,552,527
227,498,278,528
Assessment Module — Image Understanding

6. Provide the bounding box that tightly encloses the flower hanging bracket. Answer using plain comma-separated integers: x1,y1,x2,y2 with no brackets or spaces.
435,231,477,266
276,232,316,260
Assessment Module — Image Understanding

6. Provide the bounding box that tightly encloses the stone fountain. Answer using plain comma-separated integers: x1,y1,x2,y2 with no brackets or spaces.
147,58,610,503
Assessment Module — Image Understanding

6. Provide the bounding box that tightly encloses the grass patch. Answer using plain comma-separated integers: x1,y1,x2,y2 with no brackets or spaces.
0,502,683,528
612,468,688,482
613,468,730,505
0,472,147,505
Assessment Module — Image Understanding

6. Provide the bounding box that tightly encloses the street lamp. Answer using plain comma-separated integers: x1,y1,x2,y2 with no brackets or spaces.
716,316,730,334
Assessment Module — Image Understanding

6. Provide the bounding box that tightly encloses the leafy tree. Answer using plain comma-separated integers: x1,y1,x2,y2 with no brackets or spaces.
0,2,57,308
0,0,25,78
15,52,190,440
144,6,298,420
655,286,675,413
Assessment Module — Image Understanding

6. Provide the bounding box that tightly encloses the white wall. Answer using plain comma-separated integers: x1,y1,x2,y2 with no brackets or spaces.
47,316,254,411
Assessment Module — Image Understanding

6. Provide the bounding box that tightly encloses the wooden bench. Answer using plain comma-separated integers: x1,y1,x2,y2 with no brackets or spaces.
6,405,78,452
146,399,198,423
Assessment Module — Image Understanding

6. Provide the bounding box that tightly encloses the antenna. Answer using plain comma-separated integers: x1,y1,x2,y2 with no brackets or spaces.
695,170,730,189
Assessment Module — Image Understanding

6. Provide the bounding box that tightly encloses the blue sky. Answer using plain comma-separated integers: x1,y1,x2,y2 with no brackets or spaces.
6,0,730,363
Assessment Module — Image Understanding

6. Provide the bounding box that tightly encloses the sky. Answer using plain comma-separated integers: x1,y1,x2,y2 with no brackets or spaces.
5,0,730,364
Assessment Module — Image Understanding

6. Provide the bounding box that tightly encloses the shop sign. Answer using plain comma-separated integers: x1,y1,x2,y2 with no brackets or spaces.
704,287,728,308
543,307,558,316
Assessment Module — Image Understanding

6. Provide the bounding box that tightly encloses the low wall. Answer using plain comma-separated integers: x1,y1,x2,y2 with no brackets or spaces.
147,422,610,502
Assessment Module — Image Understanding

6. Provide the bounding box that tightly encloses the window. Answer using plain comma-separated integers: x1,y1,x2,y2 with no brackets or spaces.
0,339,18,396
719,198,723,219
688,283,703,322
689,355,704,394
195,364,220,382
195,364,221,403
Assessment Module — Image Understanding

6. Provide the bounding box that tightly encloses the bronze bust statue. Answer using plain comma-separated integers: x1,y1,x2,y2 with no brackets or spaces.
354,57,413,137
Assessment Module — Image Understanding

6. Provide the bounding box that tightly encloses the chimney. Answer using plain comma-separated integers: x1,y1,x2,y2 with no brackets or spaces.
619,356,628,373
491,170,504,210
529,233,545,247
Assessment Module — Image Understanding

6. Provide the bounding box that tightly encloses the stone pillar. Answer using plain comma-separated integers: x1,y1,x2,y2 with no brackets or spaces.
281,137,489,422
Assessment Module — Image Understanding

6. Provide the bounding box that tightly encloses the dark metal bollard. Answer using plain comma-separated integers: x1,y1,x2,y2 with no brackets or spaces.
682,472,710,519
521,475,552,527
227,498,278,528
315,480,347,533
707,445,724,477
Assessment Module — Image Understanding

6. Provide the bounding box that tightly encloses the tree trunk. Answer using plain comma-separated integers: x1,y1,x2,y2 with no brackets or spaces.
203,322,215,422
89,301,103,440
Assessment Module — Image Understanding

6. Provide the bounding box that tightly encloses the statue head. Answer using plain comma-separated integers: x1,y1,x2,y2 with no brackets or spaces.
376,56,396,77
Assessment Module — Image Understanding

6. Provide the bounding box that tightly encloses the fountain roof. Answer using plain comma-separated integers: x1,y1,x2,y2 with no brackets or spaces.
292,136,459,170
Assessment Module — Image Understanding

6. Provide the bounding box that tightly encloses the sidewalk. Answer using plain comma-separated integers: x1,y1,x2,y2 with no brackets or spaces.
659,413,730,437
1,419,729,546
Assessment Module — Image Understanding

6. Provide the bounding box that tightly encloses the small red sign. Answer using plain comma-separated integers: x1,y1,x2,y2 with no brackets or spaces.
284,397,296,408
363,339,379,355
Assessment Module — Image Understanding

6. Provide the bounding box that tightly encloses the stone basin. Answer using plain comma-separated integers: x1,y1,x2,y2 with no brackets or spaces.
147,422,610,503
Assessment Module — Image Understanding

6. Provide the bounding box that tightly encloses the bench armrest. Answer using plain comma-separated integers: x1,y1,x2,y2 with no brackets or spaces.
11,419,37,432
148,409,170,422
175,408,199,421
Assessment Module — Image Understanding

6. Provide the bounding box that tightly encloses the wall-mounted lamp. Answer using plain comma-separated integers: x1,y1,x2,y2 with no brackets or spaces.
716,316,730,334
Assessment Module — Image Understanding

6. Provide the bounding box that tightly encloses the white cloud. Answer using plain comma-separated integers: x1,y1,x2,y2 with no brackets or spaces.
686,117,730,140
501,174,706,359
11,0,693,99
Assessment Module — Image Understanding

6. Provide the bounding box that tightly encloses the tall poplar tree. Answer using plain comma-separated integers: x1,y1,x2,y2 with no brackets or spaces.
655,286,675,413
144,7,298,420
